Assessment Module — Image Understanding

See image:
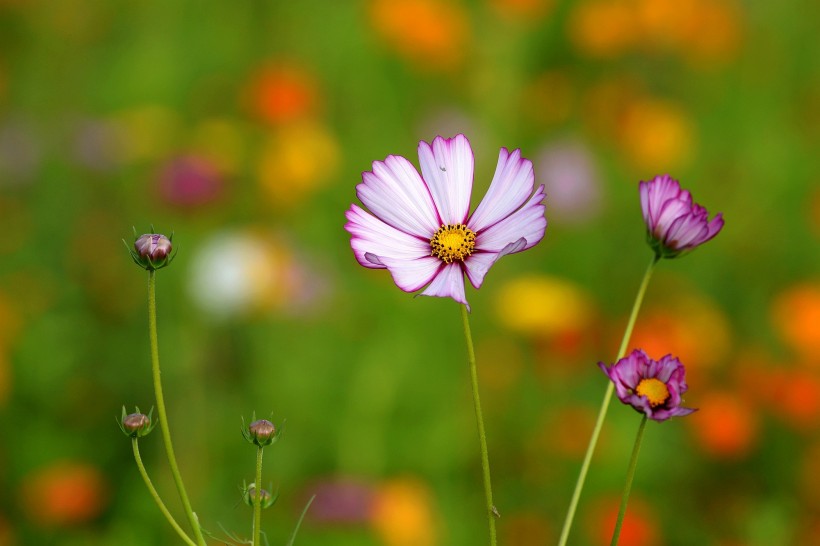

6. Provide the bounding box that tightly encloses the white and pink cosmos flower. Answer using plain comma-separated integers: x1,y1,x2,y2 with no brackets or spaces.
640,174,724,258
345,134,547,309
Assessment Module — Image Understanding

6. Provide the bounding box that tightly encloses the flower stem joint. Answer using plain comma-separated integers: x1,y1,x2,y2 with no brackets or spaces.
118,406,157,438
126,228,177,271
242,418,282,448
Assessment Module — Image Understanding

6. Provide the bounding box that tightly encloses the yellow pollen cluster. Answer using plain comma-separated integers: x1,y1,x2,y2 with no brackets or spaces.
635,378,670,407
430,223,476,263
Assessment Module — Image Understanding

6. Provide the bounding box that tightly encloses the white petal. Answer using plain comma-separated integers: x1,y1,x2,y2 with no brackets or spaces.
345,204,430,269
463,239,527,289
468,147,534,231
356,155,440,238
419,262,468,307
473,184,546,253
418,134,474,225
377,255,443,293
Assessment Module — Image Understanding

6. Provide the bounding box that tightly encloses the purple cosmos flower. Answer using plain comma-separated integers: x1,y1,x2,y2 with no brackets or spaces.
640,174,724,258
599,349,696,422
345,134,547,308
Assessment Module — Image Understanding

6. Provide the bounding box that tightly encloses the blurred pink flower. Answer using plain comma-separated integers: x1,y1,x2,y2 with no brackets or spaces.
534,139,601,225
345,134,546,309
157,155,223,208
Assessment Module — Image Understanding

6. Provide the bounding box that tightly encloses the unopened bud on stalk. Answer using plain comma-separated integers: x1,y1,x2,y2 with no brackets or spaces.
126,228,176,271
243,483,278,509
118,406,156,438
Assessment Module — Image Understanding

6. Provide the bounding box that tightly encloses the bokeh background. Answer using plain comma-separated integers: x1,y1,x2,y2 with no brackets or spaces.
1,0,819,545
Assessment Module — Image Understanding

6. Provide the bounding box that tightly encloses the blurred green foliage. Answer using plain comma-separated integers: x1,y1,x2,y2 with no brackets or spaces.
1,0,819,545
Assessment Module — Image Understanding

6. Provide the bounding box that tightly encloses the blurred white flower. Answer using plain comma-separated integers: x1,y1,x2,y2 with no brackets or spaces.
188,230,327,319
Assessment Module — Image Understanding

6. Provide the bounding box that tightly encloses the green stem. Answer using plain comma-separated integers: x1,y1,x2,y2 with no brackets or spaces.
460,304,497,546
253,446,264,546
148,270,207,546
557,255,658,546
132,438,197,546
610,415,648,546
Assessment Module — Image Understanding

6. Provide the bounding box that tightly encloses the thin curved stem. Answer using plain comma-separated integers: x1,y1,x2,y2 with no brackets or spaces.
132,438,197,546
610,416,648,546
149,271,207,546
461,304,497,546
253,446,264,546
557,255,658,546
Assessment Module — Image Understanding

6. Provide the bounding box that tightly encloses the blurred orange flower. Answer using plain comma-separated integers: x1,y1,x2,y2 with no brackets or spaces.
246,65,319,125
687,391,758,459
568,1,635,58
21,461,109,527
629,292,731,385
370,478,437,546
0,514,14,546
772,282,820,363
570,0,742,64
369,0,470,71
618,98,694,171
587,496,660,546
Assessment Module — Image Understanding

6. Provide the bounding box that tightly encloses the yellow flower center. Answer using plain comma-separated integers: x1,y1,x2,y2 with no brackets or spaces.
430,224,476,263
635,378,670,407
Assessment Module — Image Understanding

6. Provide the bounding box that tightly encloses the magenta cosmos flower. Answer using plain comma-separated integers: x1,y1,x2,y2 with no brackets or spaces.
640,174,724,259
599,349,696,422
345,134,546,309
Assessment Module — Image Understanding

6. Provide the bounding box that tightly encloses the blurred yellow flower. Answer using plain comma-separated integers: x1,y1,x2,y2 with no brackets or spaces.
618,98,694,171
495,275,596,338
370,478,437,546
772,282,820,363
257,121,340,207
369,0,470,71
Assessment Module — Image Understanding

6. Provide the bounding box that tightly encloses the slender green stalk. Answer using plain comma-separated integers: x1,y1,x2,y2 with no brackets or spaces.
132,438,197,546
557,255,658,546
253,446,264,546
460,304,497,546
610,416,648,546
148,271,207,546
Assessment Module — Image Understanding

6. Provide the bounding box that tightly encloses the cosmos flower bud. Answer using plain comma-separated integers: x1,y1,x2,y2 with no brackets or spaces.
242,418,281,447
639,175,724,259
118,407,156,438
243,483,278,509
126,229,176,271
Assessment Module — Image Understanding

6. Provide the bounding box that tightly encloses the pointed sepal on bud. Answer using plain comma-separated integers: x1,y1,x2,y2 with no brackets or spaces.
242,414,283,448
125,226,177,271
118,406,157,438
242,481,279,509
